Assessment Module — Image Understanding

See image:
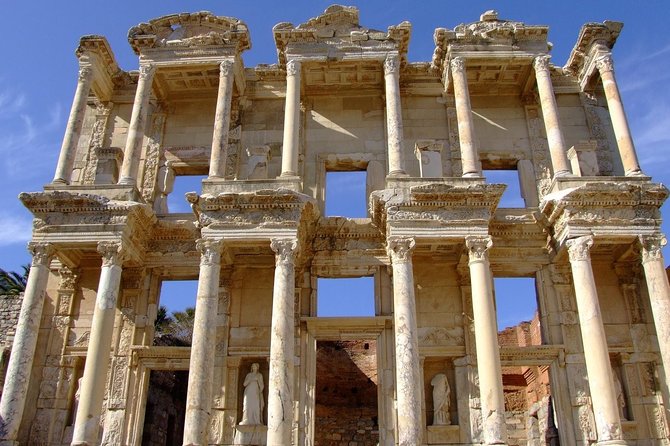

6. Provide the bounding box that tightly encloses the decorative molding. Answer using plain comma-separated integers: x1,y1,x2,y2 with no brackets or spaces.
220,59,235,77
386,236,416,264
595,54,614,74
384,54,400,75
271,238,299,265
28,242,54,267
97,241,125,267
465,236,492,263
566,235,594,262
639,234,666,265
138,63,156,80
196,238,224,266
533,55,551,73
78,65,94,83
286,59,301,77
450,57,466,75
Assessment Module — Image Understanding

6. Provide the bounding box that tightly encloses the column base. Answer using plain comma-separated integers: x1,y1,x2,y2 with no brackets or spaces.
51,178,69,185
278,172,299,179
117,177,135,186
595,440,627,446
462,172,482,178
387,169,408,177
553,170,574,178
625,169,646,177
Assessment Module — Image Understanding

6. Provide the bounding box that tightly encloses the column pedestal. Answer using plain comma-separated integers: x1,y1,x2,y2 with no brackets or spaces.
0,243,54,444
387,237,421,446
566,236,624,445
465,236,507,445
266,239,298,446
183,239,223,445
280,61,301,178
71,242,125,445
209,60,235,179
450,57,481,177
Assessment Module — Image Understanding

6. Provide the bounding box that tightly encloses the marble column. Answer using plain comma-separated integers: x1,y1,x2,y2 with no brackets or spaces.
384,54,406,176
387,236,422,446
639,234,670,405
280,60,301,178
183,238,223,445
595,54,643,176
566,235,624,444
465,236,507,445
53,64,94,185
119,63,155,185
71,241,125,445
450,57,481,177
209,60,235,179
0,243,54,445
533,56,571,177
267,238,299,446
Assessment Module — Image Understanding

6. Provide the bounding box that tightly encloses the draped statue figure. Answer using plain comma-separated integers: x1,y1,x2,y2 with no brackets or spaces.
431,373,451,425
240,363,264,425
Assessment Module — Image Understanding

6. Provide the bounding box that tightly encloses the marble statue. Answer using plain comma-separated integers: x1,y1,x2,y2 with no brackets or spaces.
431,373,451,425
240,363,264,425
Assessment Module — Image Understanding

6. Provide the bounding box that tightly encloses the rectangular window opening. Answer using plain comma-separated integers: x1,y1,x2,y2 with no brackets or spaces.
163,174,207,214
494,277,541,346
317,277,375,317
484,169,525,208
325,171,368,218
155,280,198,346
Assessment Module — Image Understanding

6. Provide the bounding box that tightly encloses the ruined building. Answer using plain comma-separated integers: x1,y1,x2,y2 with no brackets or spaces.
1,5,669,446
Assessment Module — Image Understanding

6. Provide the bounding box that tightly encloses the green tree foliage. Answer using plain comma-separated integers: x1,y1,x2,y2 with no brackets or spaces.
154,305,195,344
0,265,29,295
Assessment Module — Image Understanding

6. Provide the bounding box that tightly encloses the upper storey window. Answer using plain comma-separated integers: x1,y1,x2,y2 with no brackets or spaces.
325,171,367,218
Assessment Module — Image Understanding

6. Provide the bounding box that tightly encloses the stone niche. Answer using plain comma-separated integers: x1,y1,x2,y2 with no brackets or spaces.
423,357,460,444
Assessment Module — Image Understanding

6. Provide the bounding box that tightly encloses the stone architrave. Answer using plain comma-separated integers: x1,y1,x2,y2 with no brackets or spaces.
566,236,624,444
450,57,480,177
209,60,236,178
267,239,299,446
119,63,155,185
0,243,54,445
280,60,301,178
53,64,94,184
465,236,507,445
384,54,406,176
183,238,224,446
72,241,125,446
533,55,571,177
595,54,643,176
387,236,422,446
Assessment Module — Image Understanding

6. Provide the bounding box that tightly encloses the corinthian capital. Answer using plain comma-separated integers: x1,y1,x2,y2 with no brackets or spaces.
28,242,54,267
465,236,492,263
450,57,466,75
384,54,400,75
595,54,614,74
566,235,594,262
271,238,299,265
138,63,156,80
97,241,125,267
387,236,416,264
196,238,224,267
219,60,235,77
639,234,667,265
533,55,551,73
78,65,94,83
286,59,301,77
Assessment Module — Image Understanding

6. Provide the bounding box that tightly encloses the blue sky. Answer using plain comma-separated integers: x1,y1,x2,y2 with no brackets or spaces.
1,1,669,325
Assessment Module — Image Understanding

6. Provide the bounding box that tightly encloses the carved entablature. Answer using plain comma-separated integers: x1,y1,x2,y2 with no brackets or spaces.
76,35,130,100
370,182,505,239
564,21,623,90
127,12,251,55
146,217,199,258
431,10,550,71
540,181,668,246
272,4,411,68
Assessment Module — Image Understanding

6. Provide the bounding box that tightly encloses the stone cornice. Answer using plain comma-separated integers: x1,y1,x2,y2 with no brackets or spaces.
76,35,130,99
564,21,623,89
128,11,251,55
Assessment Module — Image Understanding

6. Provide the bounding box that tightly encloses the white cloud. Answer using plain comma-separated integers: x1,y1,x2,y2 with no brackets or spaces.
0,213,32,247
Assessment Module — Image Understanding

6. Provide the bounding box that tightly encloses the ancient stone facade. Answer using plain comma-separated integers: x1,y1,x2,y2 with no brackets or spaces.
1,5,670,446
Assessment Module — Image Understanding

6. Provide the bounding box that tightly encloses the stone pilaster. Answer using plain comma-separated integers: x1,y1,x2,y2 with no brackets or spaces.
183,239,224,445
71,241,125,446
280,60,301,178
119,63,155,185
209,60,236,179
384,54,406,176
0,243,54,445
595,54,643,176
387,236,422,446
465,236,507,445
53,64,94,184
533,56,571,177
267,238,299,446
566,235,624,444
450,57,480,177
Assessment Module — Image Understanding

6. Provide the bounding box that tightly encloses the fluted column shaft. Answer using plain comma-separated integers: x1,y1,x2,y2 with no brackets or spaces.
596,54,642,176
183,239,223,445
566,236,624,444
209,60,235,178
639,235,670,405
119,63,155,185
533,56,571,177
72,242,125,445
387,237,421,446
450,57,480,177
53,64,94,184
384,54,406,176
0,243,54,445
267,239,299,446
466,236,507,445
280,60,301,177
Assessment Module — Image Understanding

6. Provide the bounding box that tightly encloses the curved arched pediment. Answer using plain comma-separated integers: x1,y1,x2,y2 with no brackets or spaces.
128,11,250,55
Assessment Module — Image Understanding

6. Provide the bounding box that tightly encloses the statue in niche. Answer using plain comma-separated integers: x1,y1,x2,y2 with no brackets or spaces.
240,363,264,425
431,373,451,425
154,161,175,214
613,371,627,420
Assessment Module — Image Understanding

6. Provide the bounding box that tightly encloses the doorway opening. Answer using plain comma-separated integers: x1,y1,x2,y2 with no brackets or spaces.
141,370,189,446
314,340,379,446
